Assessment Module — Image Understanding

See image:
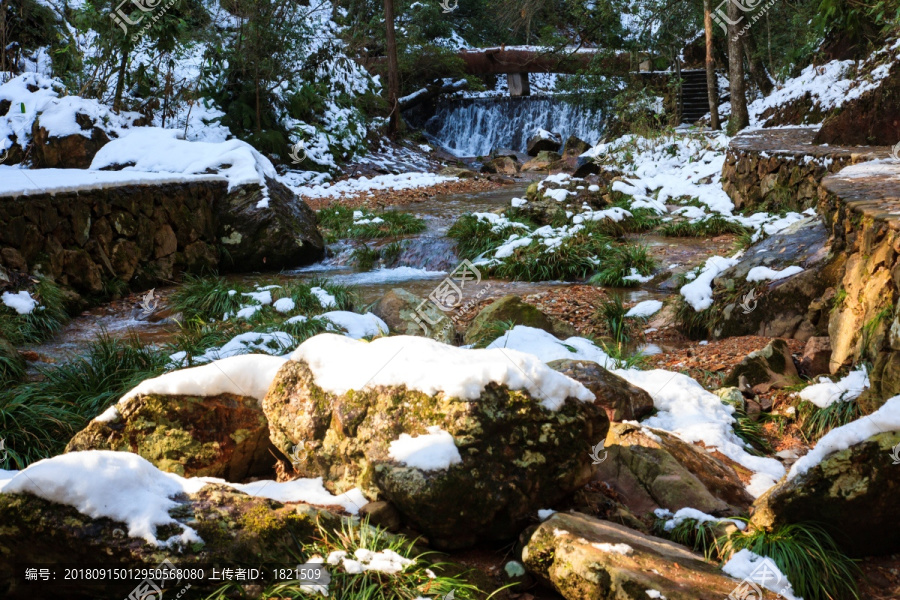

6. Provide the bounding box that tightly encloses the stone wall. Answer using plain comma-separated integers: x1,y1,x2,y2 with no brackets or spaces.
0,180,228,295
721,127,890,213
819,162,900,408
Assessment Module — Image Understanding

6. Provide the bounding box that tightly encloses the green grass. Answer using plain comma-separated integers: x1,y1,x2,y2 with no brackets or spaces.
351,241,406,271
653,517,725,560
448,213,528,261
659,214,749,237
595,295,632,345
590,243,656,287
0,333,168,468
317,206,426,242
0,340,26,385
170,274,249,321
0,278,69,345
732,407,773,455
202,519,490,600
797,399,862,443
723,523,859,600
471,319,516,349
491,227,613,282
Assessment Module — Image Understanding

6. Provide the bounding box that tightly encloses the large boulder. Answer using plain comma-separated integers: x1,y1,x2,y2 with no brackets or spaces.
65,391,276,481
31,112,113,169
593,422,754,519
262,334,609,549
521,512,741,600
547,359,654,422
526,129,563,156
216,177,325,271
0,468,339,599
369,288,455,344
561,135,591,159
522,150,562,171
464,294,559,346
723,339,801,393
750,429,900,557
711,216,835,341
481,155,519,175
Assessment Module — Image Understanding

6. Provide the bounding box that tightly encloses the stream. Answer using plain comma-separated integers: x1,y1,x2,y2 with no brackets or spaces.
24,183,717,366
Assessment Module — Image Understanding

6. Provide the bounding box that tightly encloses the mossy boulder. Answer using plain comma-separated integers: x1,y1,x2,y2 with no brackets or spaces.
521,512,741,600
464,295,558,346
262,357,609,549
0,484,336,599
593,423,754,520
65,392,276,481
369,288,455,344
750,430,900,557
723,339,800,393
547,359,654,422
482,156,519,175
522,150,562,171
526,131,562,156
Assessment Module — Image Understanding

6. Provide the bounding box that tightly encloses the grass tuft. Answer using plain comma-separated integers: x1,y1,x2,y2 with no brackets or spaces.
317,206,426,242
0,278,69,345
590,243,656,287
722,523,859,600
660,214,749,238
797,399,862,444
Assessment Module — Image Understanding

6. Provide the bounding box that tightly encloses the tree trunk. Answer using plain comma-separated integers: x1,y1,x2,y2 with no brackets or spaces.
383,0,400,138
112,48,129,114
741,32,773,95
726,2,749,133
704,0,720,130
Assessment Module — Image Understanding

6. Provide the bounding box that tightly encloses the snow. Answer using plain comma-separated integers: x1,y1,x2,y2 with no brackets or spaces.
0,451,203,547
511,197,528,208
614,368,785,495
320,311,388,339
225,478,366,514
623,269,653,283
169,331,294,366
311,286,338,308
590,542,633,555
1,290,37,314
645,591,666,600
273,297,296,313
0,451,369,547
653,507,746,532
789,394,900,480
487,326,614,369
122,354,287,403
90,128,276,195
283,172,456,199
722,549,803,600
797,366,869,408
388,426,462,470
746,265,805,283
290,333,593,411
327,548,413,575
680,255,741,311
538,509,557,520
0,165,221,197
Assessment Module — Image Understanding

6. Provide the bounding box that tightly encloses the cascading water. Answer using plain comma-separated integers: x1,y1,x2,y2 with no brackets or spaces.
418,96,604,157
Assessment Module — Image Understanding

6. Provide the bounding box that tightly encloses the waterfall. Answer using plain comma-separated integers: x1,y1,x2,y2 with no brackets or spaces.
417,96,605,157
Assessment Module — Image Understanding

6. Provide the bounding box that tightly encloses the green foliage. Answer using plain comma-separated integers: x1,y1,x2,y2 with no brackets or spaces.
653,517,726,561
723,523,859,600
202,518,488,600
490,225,613,282
448,214,527,261
595,295,633,345
733,408,773,455
170,274,249,321
317,206,426,242
472,319,517,349
0,333,168,468
590,244,656,288
660,215,750,238
0,278,69,345
797,398,862,443
351,241,406,271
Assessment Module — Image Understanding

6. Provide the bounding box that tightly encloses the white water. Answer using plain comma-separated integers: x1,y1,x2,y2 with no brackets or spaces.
422,97,604,157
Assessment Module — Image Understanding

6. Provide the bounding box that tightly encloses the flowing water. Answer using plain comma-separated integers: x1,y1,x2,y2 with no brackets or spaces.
25,183,699,364
407,96,605,157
